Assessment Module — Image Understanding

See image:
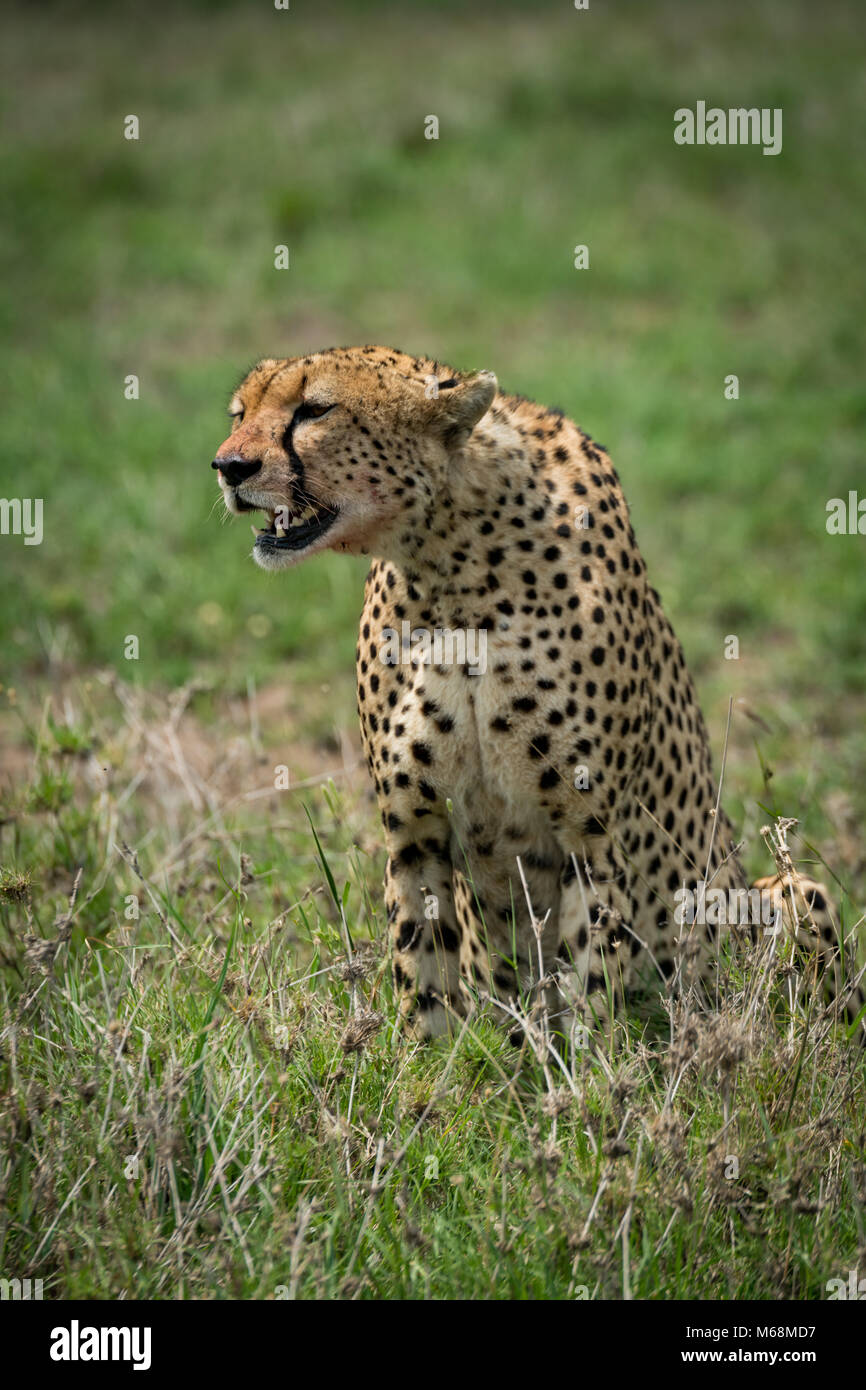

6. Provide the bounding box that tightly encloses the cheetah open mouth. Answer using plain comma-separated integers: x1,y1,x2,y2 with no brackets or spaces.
250,502,340,553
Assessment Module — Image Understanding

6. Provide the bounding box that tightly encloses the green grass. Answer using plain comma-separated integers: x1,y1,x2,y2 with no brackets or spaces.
1,704,864,1300
1,0,865,1299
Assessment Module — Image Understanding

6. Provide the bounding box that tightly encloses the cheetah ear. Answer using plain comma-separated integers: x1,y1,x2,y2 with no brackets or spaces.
432,370,497,448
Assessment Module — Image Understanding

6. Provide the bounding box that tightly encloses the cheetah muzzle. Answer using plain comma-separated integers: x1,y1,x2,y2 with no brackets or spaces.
212,345,863,1044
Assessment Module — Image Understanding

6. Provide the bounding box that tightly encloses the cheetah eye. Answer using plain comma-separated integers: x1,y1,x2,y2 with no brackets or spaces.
294,401,335,422
229,408,244,423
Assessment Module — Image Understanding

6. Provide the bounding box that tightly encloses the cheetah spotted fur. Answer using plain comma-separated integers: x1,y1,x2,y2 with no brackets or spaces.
212,346,864,1044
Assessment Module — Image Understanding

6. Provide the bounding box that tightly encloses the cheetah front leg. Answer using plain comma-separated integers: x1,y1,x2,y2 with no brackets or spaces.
384,828,464,1040
552,836,641,1044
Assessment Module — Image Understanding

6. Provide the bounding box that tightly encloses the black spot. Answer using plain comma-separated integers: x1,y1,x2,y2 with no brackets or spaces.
397,920,419,950
436,924,460,952
528,733,550,759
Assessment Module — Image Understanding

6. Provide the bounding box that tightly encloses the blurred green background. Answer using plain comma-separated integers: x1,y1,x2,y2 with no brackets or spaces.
1,0,865,869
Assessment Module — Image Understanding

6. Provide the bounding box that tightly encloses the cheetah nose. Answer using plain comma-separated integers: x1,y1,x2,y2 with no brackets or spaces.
212,454,262,487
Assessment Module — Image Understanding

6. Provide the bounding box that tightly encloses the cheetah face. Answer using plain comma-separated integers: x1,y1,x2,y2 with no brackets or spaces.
212,349,497,571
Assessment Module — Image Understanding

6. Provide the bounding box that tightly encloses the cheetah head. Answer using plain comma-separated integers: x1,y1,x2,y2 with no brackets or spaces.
212,347,497,571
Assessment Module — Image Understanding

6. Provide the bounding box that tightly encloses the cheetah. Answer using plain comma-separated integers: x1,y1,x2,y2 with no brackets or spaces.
212,346,864,1043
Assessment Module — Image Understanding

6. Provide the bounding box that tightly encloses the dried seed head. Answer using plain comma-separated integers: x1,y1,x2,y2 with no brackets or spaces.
541,1087,573,1119
698,1015,750,1074
0,870,31,902
650,1108,686,1158
338,958,369,984
667,1011,704,1072
340,1009,383,1054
